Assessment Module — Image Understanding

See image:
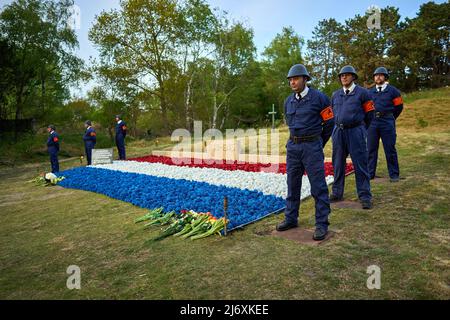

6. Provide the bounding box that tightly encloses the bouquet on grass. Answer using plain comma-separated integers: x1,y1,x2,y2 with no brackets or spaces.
136,209,228,241
29,173,65,186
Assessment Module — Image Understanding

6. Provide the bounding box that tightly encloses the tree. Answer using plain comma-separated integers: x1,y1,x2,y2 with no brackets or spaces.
261,27,304,117
412,1,449,88
337,6,401,86
89,0,184,134
306,19,345,96
210,17,256,129
0,0,82,128
389,18,429,91
87,86,127,141
178,0,217,130
0,40,16,120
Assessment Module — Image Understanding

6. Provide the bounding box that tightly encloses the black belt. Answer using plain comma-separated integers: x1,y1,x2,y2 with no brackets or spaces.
336,122,364,129
375,111,394,118
289,134,320,143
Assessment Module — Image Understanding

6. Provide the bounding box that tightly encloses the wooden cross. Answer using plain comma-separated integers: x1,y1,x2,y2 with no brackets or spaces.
268,104,277,131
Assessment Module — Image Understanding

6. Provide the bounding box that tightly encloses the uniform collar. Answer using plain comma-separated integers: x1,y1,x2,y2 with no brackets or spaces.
117,120,123,124
295,86,309,100
86,126,92,130
376,82,388,92
343,82,356,94
50,130,55,134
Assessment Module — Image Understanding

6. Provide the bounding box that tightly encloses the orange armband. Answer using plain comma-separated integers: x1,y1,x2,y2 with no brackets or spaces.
363,100,375,113
320,106,334,121
393,96,403,106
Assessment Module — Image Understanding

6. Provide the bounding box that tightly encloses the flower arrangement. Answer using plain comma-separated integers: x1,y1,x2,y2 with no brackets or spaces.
129,155,354,175
55,156,354,232
29,173,65,186
136,209,229,241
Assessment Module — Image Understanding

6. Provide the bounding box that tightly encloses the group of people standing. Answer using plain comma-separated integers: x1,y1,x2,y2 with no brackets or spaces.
277,64,404,241
45,64,403,243
46,115,128,173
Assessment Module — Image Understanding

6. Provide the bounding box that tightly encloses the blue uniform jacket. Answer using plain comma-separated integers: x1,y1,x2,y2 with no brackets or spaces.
369,84,404,119
115,121,127,138
284,87,335,146
83,127,97,145
47,131,60,152
331,85,375,129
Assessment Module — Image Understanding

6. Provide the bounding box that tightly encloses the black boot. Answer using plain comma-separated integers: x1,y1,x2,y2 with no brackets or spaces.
329,194,343,203
276,220,298,232
361,200,373,210
313,228,328,241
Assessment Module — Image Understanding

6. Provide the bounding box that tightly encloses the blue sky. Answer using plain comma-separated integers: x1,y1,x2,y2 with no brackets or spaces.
0,0,445,96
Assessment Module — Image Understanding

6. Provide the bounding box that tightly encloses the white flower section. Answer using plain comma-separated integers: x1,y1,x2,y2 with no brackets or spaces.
92,161,334,200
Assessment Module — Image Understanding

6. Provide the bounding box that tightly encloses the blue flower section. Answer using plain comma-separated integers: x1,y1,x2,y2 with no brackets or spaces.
57,167,285,230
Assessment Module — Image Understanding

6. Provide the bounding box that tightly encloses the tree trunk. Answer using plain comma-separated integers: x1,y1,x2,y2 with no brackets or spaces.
184,73,194,131
212,94,218,129
160,97,169,135
14,84,25,141
41,67,46,115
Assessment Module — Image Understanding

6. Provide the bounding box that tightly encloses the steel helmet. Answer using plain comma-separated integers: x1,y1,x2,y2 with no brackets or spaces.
373,67,389,79
338,65,358,80
47,124,56,131
287,64,311,81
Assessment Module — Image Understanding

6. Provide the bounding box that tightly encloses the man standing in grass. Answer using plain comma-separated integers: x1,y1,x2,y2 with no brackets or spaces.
330,66,374,210
115,115,127,160
276,64,335,241
368,67,404,182
83,120,96,165
46,124,60,173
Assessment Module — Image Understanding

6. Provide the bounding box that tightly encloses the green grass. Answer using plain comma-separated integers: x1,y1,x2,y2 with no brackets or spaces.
402,87,450,104
0,88,449,299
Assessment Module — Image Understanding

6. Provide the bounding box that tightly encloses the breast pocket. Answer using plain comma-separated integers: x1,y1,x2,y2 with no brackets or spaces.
285,105,296,127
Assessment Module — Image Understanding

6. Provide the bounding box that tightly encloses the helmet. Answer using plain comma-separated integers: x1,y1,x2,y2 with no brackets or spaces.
85,120,92,126
338,65,358,80
47,124,56,130
287,64,311,81
373,67,389,79
115,114,121,120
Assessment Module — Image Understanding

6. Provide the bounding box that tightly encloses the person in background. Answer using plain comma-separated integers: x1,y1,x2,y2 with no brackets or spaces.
83,120,96,165
46,124,60,173
115,115,127,160
368,67,404,182
330,66,375,210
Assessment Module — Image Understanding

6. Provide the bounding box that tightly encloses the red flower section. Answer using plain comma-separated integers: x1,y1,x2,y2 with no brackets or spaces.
128,155,354,176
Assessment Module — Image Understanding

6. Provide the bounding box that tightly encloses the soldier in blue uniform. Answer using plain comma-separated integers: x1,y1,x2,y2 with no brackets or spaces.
83,120,97,165
276,64,335,241
46,124,60,173
368,67,404,182
330,66,375,209
115,115,127,160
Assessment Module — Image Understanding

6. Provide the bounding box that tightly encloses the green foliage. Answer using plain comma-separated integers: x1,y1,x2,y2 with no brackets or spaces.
0,0,83,126
261,26,304,113
306,2,449,92
307,19,344,90
1,0,448,138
